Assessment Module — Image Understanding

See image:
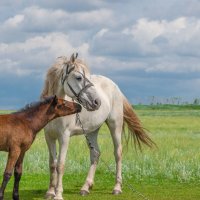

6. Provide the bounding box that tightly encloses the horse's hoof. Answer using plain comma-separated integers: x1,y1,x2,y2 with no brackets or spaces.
45,192,55,199
80,190,89,196
89,185,93,190
112,189,122,195
54,197,63,200
54,194,63,200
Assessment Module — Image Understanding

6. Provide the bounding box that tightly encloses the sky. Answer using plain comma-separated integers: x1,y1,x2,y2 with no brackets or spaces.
1,0,200,109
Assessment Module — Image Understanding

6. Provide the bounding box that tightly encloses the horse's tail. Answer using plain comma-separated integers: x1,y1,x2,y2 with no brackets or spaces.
123,96,155,150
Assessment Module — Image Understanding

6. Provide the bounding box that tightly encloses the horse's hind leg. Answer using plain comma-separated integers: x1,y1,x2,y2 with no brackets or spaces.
106,117,123,195
0,173,12,200
80,129,100,196
45,133,57,199
0,148,21,200
13,151,25,200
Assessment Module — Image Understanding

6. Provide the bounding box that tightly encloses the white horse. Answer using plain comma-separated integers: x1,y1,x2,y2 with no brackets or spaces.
41,53,154,200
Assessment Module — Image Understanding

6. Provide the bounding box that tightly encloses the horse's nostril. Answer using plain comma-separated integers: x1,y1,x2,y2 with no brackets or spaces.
93,98,101,108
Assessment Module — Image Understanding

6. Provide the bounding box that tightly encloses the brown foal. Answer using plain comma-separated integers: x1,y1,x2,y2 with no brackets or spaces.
0,95,81,200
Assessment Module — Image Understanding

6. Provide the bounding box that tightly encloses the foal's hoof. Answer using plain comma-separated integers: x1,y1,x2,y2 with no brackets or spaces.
112,189,122,195
13,195,19,200
80,190,89,196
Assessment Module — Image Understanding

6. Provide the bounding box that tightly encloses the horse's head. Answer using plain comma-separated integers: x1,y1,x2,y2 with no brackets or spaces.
47,95,82,117
61,53,101,111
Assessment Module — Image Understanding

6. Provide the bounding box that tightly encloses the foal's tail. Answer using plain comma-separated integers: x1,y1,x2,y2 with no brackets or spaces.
123,97,155,150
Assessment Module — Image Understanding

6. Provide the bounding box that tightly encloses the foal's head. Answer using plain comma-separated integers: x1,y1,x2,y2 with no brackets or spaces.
46,95,82,118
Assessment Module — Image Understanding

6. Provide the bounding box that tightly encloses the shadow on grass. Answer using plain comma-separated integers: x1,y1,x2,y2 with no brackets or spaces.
4,190,46,200
4,188,114,200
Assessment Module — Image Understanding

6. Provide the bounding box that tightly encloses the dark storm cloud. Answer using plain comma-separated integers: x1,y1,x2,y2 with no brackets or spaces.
0,73,43,109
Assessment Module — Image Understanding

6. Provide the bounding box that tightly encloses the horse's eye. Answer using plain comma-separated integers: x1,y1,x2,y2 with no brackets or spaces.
76,76,82,81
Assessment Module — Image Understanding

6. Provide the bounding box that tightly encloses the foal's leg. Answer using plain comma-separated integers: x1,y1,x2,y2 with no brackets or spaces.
45,133,57,199
0,148,21,200
12,152,25,200
80,129,100,196
54,133,70,200
106,117,123,195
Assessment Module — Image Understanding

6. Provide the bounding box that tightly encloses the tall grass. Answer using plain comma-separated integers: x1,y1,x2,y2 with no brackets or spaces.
0,107,199,184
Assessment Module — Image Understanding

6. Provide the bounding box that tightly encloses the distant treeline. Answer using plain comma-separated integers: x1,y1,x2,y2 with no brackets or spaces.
134,104,200,110
137,96,200,106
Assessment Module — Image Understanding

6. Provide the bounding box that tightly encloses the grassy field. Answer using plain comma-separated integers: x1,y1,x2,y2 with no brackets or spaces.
0,105,200,200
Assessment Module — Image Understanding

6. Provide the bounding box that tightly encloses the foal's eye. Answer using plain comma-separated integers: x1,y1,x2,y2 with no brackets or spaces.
76,76,82,81
57,105,62,109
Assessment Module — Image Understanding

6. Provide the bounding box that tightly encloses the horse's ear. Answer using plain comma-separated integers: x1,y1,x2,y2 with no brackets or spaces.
70,52,78,63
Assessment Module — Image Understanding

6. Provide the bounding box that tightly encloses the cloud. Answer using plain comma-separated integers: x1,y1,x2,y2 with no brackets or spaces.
15,6,114,32
0,5,115,44
3,14,24,28
1,0,200,108
145,57,200,73
88,16,200,76
125,17,200,57
0,32,89,76
91,17,200,57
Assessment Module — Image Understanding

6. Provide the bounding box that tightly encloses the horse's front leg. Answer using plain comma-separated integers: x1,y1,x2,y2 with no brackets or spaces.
12,151,25,200
80,130,100,196
45,133,57,199
54,133,70,200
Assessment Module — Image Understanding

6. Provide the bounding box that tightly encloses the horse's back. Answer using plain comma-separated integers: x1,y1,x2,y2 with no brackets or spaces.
0,114,21,133
91,75,124,108
0,114,26,151
91,75,123,99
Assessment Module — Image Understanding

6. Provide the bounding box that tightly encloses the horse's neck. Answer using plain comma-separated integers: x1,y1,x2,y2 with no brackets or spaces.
22,106,51,134
54,84,65,97
55,86,73,101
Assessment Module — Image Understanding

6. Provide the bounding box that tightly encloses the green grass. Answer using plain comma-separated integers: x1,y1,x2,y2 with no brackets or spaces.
0,106,200,199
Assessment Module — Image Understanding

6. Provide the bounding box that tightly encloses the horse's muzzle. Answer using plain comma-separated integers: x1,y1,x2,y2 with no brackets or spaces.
85,98,101,111
92,98,101,110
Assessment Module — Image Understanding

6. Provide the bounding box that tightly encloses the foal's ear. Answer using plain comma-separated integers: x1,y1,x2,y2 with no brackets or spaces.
51,95,58,106
70,52,78,63
46,95,58,115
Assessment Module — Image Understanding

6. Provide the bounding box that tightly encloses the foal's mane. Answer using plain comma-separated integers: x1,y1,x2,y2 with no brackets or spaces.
40,56,90,98
15,96,53,114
